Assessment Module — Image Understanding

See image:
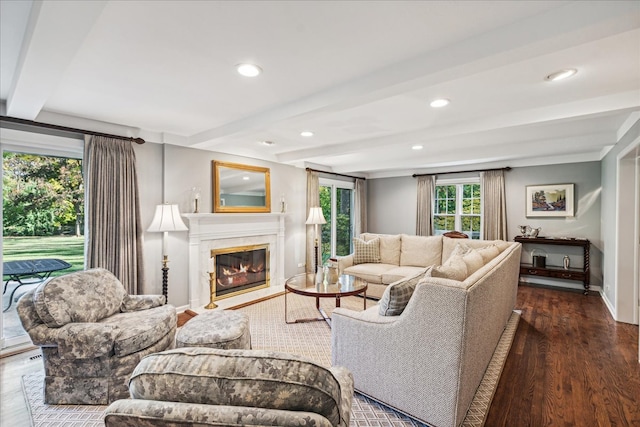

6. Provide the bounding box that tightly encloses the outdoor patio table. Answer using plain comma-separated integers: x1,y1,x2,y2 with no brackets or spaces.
3,258,71,312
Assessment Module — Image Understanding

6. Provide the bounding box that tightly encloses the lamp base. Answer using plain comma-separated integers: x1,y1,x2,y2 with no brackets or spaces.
162,256,169,305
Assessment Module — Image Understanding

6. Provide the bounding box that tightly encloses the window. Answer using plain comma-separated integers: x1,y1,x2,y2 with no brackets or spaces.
319,178,354,264
434,179,482,239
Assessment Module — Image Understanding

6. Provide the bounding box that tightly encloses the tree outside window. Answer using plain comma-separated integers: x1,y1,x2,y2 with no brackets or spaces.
434,182,481,239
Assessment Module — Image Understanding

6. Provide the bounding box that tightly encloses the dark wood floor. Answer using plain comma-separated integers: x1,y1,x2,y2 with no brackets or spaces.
486,284,640,427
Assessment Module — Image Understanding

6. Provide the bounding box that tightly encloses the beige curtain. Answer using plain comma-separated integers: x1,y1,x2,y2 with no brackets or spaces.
84,135,144,294
481,170,507,240
306,171,321,273
416,175,436,236
354,178,367,236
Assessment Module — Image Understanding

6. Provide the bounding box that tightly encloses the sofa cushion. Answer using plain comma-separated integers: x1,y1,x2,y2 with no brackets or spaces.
378,269,428,316
428,256,468,281
33,268,126,328
400,235,442,267
353,237,381,264
101,304,176,357
381,266,430,284
343,263,397,284
363,233,401,265
129,347,346,426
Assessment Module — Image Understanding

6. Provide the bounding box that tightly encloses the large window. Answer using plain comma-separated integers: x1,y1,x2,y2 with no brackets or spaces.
434,180,482,239
319,179,354,264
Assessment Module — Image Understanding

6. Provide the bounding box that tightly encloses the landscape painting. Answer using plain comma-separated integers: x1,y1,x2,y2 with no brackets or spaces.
526,184,574,217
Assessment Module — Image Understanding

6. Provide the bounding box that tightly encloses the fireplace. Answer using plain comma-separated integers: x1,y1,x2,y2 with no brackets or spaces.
210,244,269,299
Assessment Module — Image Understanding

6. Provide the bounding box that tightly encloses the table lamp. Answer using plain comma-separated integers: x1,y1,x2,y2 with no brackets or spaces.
306,207,326,273
147,203,188,303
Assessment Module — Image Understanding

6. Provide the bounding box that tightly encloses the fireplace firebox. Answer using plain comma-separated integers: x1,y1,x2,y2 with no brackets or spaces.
210,244,269,299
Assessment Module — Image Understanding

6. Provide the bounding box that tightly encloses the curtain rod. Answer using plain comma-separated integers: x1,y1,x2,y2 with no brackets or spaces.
306,167,366,181
0,115,146,144
412,166,511,178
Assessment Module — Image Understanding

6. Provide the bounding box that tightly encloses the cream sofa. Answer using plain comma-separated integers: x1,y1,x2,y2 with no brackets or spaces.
339,234,468,298
332,236,521,427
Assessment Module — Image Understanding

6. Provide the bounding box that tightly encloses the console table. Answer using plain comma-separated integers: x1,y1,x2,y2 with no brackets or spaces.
514,237,590,294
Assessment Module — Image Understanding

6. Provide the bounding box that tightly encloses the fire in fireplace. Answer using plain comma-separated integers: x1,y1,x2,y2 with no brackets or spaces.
210,244,269,299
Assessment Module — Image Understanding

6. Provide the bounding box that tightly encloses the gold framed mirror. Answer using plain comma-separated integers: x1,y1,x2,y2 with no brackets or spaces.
213,161,271,213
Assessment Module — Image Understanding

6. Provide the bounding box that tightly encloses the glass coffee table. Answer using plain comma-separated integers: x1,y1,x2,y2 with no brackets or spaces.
284,273,368,325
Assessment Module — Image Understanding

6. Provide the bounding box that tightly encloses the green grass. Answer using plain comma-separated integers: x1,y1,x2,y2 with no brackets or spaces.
3,236,85,276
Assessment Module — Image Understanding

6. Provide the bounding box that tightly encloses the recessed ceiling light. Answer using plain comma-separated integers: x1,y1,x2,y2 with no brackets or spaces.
412,145,423,150
430,98,450,108
242,176,250,181
300,131,314,137
261,140,275,146
236,63,262,77
545,68,577,81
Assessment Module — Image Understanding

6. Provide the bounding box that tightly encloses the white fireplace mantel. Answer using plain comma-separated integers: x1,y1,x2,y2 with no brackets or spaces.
183,213,285,310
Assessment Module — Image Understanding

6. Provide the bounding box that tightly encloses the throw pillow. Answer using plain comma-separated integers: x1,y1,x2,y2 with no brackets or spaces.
462,249,484,275
378,269,428,316
353,237,381,264
477,245,500,264
429,256,468,281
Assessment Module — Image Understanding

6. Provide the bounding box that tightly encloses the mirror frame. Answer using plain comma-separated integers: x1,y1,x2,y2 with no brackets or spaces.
213,161,271,213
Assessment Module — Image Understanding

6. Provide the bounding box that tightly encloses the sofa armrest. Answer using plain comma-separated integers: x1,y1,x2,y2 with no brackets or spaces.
336,255,354,273
57,323,118,359
121,294,165,312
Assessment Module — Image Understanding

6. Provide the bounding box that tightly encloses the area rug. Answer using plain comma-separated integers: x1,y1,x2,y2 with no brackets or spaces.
22,293,520,427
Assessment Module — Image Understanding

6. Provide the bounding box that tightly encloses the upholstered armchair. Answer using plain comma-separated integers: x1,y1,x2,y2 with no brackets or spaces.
17,268,177,405
104,347,354,427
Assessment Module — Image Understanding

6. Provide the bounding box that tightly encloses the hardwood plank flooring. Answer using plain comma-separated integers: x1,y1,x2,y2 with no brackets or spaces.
486,284,640,427
1,285,638,426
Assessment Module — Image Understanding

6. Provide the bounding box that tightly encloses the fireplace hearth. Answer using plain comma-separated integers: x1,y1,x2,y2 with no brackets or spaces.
210,244,269,299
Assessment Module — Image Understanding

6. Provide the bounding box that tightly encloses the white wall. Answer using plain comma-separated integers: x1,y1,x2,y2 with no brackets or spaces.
600,119,640,323
135,143,308,308
367,162,603,290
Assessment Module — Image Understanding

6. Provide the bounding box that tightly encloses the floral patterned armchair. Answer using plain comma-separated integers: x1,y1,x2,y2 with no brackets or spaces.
17,268,176,405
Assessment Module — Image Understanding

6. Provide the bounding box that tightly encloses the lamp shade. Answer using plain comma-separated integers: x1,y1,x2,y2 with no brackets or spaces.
147,204,188,232
305,207,327,225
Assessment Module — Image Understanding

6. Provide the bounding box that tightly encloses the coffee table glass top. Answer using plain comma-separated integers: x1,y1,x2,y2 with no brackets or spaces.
285,273,367,297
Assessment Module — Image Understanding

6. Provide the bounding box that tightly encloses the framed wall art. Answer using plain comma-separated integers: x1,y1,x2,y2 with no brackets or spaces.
526,183,574,217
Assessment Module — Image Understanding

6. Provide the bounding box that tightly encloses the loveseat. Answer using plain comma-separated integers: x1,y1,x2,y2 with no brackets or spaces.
17,268,177,405
104,347,354,427
332,235,521,427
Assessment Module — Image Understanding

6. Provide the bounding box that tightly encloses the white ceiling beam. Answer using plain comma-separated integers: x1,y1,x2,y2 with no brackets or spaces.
188,0,640,147
275,91,640,163
6,1,107,120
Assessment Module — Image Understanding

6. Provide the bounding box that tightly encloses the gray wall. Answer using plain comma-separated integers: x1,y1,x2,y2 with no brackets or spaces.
367,161,603,290
505,162,602,289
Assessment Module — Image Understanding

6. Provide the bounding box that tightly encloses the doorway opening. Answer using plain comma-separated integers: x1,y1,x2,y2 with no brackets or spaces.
2,150,85,351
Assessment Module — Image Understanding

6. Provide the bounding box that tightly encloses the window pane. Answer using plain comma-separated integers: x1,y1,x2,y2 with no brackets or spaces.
319,186,331,264
335,188,353,256
447,200,456,213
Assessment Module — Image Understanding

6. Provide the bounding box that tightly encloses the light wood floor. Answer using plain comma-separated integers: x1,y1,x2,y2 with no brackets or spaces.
1,285,638,426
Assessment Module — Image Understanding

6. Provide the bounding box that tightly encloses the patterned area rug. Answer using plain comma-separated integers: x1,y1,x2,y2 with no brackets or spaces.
22,293,520,427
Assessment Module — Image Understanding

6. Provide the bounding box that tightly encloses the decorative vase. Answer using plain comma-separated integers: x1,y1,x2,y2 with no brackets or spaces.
563,255,570,270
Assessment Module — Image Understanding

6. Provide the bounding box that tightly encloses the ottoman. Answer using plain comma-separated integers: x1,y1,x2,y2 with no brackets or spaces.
176,310,251,349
